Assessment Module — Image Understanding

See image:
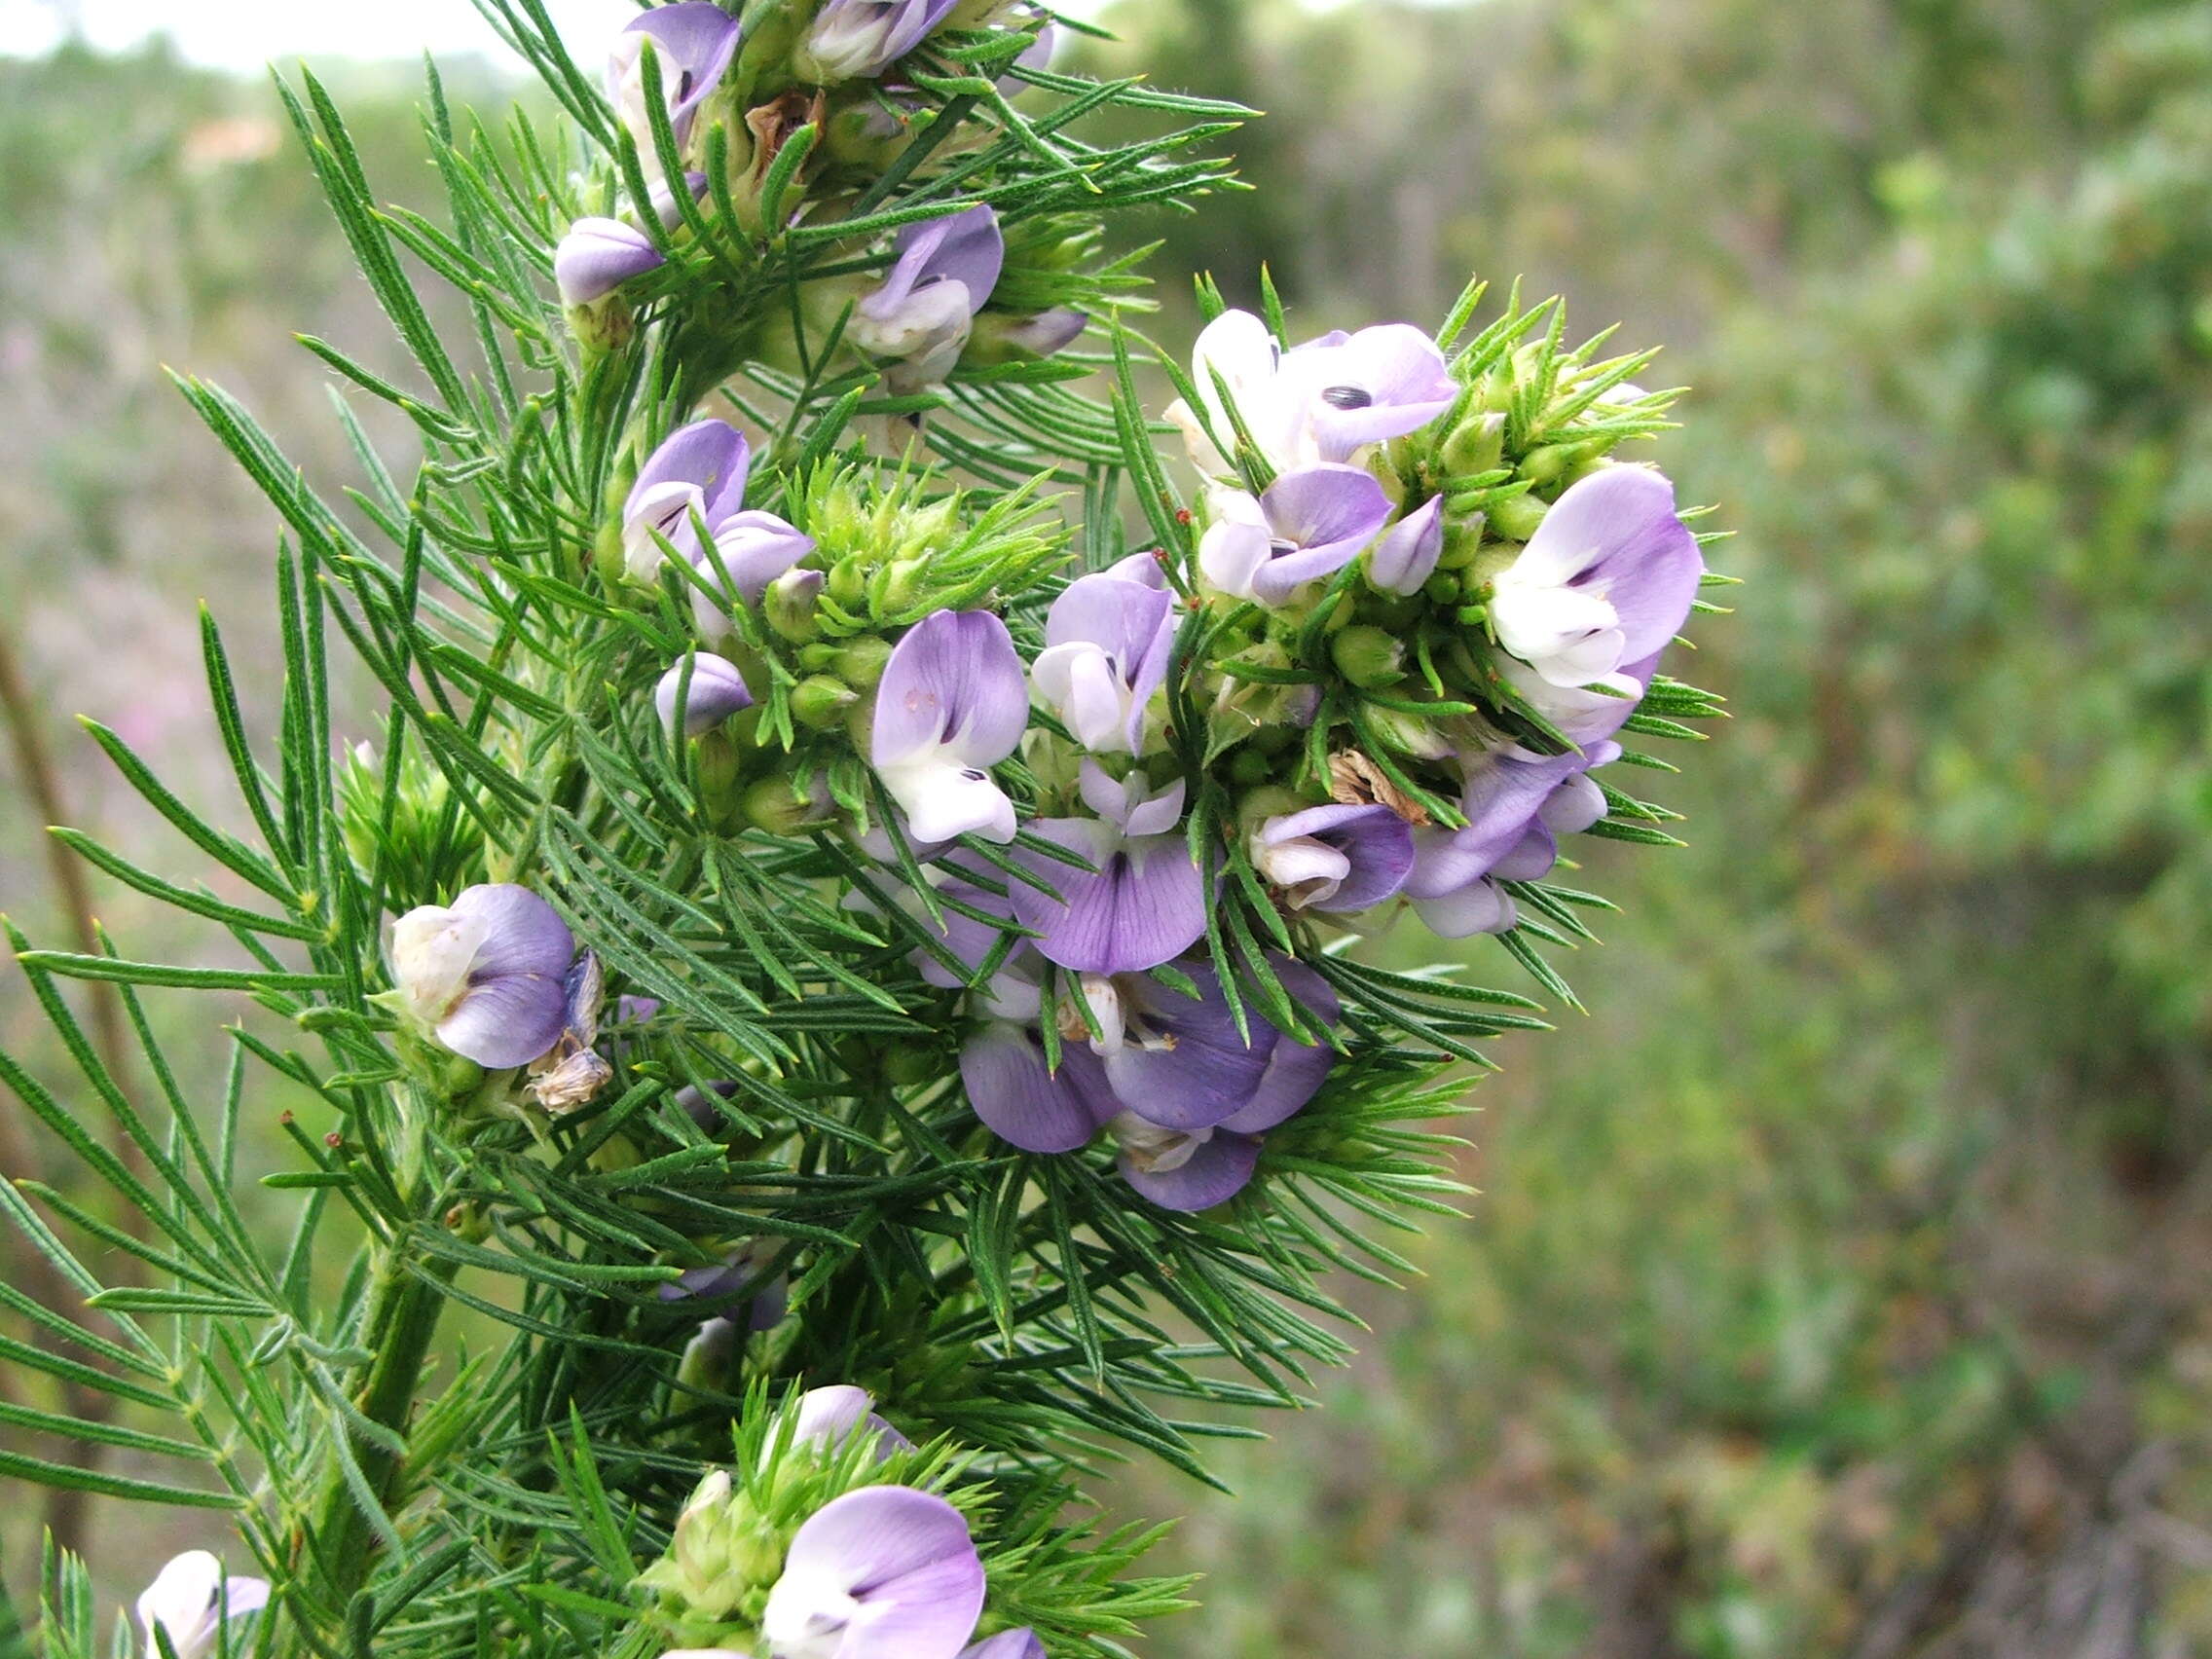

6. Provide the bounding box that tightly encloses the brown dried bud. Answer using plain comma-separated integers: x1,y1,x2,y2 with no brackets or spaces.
1328,751,1431,827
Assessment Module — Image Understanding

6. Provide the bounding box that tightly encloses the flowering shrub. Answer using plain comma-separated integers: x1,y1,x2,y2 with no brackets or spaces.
0,4,1727,1655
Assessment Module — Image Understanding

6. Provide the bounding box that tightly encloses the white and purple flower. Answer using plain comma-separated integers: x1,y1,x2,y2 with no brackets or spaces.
1011,764,1206,975
1167,308,1456,478
1486,465,1703,691
608,4,743,170
622,421,816,624
871,609,1031,845
1366,496,1445,597
1198,465,1392,607
390,884,576,1070
799,0,961,82
1403,741,1619,938
1029,553,1175,756
759,1485,985,1659
137,1551,271,1659
852,205,1004,391
1249,803,1416,914
791,1383,915,1461
656,652,756,738
555,218,665,307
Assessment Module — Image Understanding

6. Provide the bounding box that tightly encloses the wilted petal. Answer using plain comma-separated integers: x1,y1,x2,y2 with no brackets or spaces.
960,1025,1112,1153
1011,818,1207,976
655,653,755,738
555,218,664,306
760,1486,985,1659
1367,497,1445,596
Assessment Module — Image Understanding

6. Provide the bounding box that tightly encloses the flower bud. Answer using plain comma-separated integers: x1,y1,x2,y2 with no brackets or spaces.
1486,491,1550,543
868,557,931,618
792,675,859,730
677,1316,739,1393
694,730,746,828
828,555,871,610
764,567,827,643
743,776,822,835
1518,442,1589,488
1440,410,1506,476
1331,624,1405,689
832,635,894,690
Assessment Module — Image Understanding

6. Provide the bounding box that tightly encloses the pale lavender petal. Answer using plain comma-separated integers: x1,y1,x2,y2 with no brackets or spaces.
872,610,1029,769
1216,958,1340,1133
1367,497,1444,596
762,1486,985,1659
1305,323,1457,460
1524,466,1703,665
1413,877,1517,938
627,419,751,526
655,653,754,737
793,1383,914,1458
694,509,816,608
1402,748,1591,901
555,218,664,306
913,878,1018,990
1046,559,1171,672
1252,465,1391,605
449,885,574,981
960,1026,1112,1153
616,3,743,135
1010,819,1207,976
1255,803,1414,912
1119,1129,1259,1211
1004,309,1087,355
435,970,572,1070
1101,967,1274,1130
863,204,1004,321
219,1579,271,1623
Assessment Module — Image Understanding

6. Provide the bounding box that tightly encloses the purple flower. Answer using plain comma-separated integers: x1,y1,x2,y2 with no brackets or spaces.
1250,803,1415,913
391,884,575,1069
852,206,1004,390
1403,742,1619,938
1002,308,1087,356
623,419,752,577
1011,766,1206,975
792,1383,915,1460
871,610,1030,845
1166,309,1456,477
760,1486,985,1659
661,1239,787,1333
1029,553,1175,755
958,1023,1116,1153
1367,497,1445,596
961,1634,1046,1659
138,1553,270,1659
608,4,743,161
656,652,755,737
1198,465,1392,607
1109,958,1340,1211
1487,465,1702,690
800,0,961,81
555,217,665,306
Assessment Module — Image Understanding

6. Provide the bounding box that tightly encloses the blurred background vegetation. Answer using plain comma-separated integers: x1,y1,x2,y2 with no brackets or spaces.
3,0,2210,1653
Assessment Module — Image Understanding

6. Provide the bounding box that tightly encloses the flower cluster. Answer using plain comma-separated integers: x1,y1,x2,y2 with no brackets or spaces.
118,7,1726,1658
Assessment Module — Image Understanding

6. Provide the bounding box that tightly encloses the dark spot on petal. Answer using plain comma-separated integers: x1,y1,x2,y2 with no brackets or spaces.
1321,385,1374,410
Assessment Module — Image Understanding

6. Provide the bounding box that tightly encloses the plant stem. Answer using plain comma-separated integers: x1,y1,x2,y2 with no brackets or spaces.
304,1240,457,1619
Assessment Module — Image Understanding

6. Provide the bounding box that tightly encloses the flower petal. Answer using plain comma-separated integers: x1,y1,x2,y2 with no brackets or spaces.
1252,464,1391,605
1216,957,1340,1133
961,1632,1047,1659
1101,965,1275,1130
872,610,1029,770
960,1026,1112,1153
656,653,755,738
1010,820,1208,976
1367,496,1445,596
1118,1128,1260,1211
1255,803,1414,912
554,218,664,307
627,419,751,527
762,1486,985,1659
1299,322,1457,460
1413,878,1517,938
